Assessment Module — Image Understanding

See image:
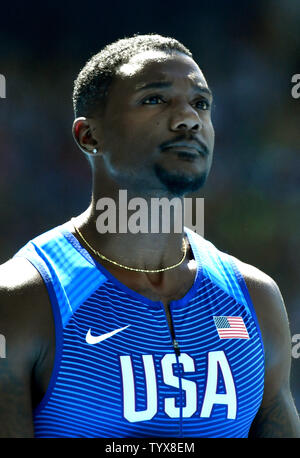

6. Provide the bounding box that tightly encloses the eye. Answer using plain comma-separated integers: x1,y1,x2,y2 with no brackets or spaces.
142,95,165,105
195,99,210,110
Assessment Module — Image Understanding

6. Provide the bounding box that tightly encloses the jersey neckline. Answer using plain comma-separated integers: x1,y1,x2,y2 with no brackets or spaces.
59,222,204,309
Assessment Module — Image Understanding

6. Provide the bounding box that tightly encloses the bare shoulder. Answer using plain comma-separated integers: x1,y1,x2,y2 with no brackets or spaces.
230,255,288,332
0,255,53,363
0,254,54,346
231,254,281,299
0,256,45,291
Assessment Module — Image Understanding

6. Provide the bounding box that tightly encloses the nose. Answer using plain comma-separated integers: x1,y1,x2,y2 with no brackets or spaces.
170,103,202,132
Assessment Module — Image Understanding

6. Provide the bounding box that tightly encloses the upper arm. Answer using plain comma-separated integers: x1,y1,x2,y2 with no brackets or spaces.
235,259,300,437
0,258,50,437
0,305,35,437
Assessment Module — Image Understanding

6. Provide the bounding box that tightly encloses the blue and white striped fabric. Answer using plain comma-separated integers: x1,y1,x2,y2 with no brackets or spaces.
14,223,264,438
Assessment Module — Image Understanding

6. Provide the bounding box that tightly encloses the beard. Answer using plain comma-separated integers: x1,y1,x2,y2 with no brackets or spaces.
154,163,208,197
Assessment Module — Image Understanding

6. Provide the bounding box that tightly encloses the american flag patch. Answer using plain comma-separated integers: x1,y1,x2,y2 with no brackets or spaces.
213,316,250,339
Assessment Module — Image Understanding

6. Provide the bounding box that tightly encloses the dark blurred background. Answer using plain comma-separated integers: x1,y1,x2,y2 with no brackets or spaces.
1,0,299,412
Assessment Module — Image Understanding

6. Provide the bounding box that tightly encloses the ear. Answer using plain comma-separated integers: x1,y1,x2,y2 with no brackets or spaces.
72,117,99,156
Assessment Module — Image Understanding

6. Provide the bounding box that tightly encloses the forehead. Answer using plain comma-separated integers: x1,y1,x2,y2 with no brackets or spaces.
116,50,208,89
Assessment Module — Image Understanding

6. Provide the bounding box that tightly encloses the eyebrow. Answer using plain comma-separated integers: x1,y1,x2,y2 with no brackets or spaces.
134,81,213,97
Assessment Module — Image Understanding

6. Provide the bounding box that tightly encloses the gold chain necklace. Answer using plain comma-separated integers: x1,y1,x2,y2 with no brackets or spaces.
71,218,188,273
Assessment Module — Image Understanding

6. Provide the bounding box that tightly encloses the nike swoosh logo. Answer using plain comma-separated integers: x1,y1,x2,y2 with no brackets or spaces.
85,325,130,345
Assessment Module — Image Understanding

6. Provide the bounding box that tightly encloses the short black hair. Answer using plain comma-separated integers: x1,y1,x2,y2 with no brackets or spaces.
72,33,193,118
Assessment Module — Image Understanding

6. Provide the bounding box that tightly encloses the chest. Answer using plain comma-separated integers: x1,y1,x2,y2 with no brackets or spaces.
33,277,264,438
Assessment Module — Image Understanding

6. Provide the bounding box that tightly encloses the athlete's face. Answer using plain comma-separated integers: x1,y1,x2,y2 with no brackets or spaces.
91,50,215,196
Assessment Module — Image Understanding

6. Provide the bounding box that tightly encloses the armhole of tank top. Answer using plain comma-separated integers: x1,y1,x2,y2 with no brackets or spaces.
18,255,64,416
228,255,265,359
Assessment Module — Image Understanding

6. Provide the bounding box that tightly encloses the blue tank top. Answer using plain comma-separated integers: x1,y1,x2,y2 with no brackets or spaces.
14,222,264,438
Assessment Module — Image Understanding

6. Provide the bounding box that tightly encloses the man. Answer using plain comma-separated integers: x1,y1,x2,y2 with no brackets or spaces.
0,34,299,438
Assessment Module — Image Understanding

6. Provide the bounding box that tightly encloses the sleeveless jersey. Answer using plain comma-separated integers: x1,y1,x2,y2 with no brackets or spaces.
14,222,264,438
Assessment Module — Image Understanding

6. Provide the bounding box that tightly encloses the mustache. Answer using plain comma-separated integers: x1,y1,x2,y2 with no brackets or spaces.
159,134,209,156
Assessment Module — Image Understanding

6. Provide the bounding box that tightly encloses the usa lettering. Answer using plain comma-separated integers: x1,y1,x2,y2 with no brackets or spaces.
120,350,237,422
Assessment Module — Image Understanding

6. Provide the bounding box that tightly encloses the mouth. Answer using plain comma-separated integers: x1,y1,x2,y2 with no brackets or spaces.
161,142,208,159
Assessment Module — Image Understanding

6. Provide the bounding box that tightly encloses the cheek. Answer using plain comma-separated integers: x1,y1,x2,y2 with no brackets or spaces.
102,107,165,158
102,116,133,152
205,120,215,148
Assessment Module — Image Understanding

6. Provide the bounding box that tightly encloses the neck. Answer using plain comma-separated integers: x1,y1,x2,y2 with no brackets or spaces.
74,187,188,273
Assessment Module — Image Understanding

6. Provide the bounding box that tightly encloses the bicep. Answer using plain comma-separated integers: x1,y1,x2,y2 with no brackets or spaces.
249,388,300,438
0,260,43,437
0,356,35,437
0,296,36,437
247,277,300,437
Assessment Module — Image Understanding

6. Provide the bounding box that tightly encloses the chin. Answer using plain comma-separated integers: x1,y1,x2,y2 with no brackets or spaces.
154,164,208,197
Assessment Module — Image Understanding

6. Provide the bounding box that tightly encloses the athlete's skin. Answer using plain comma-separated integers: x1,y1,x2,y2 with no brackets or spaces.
0,50,299,438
